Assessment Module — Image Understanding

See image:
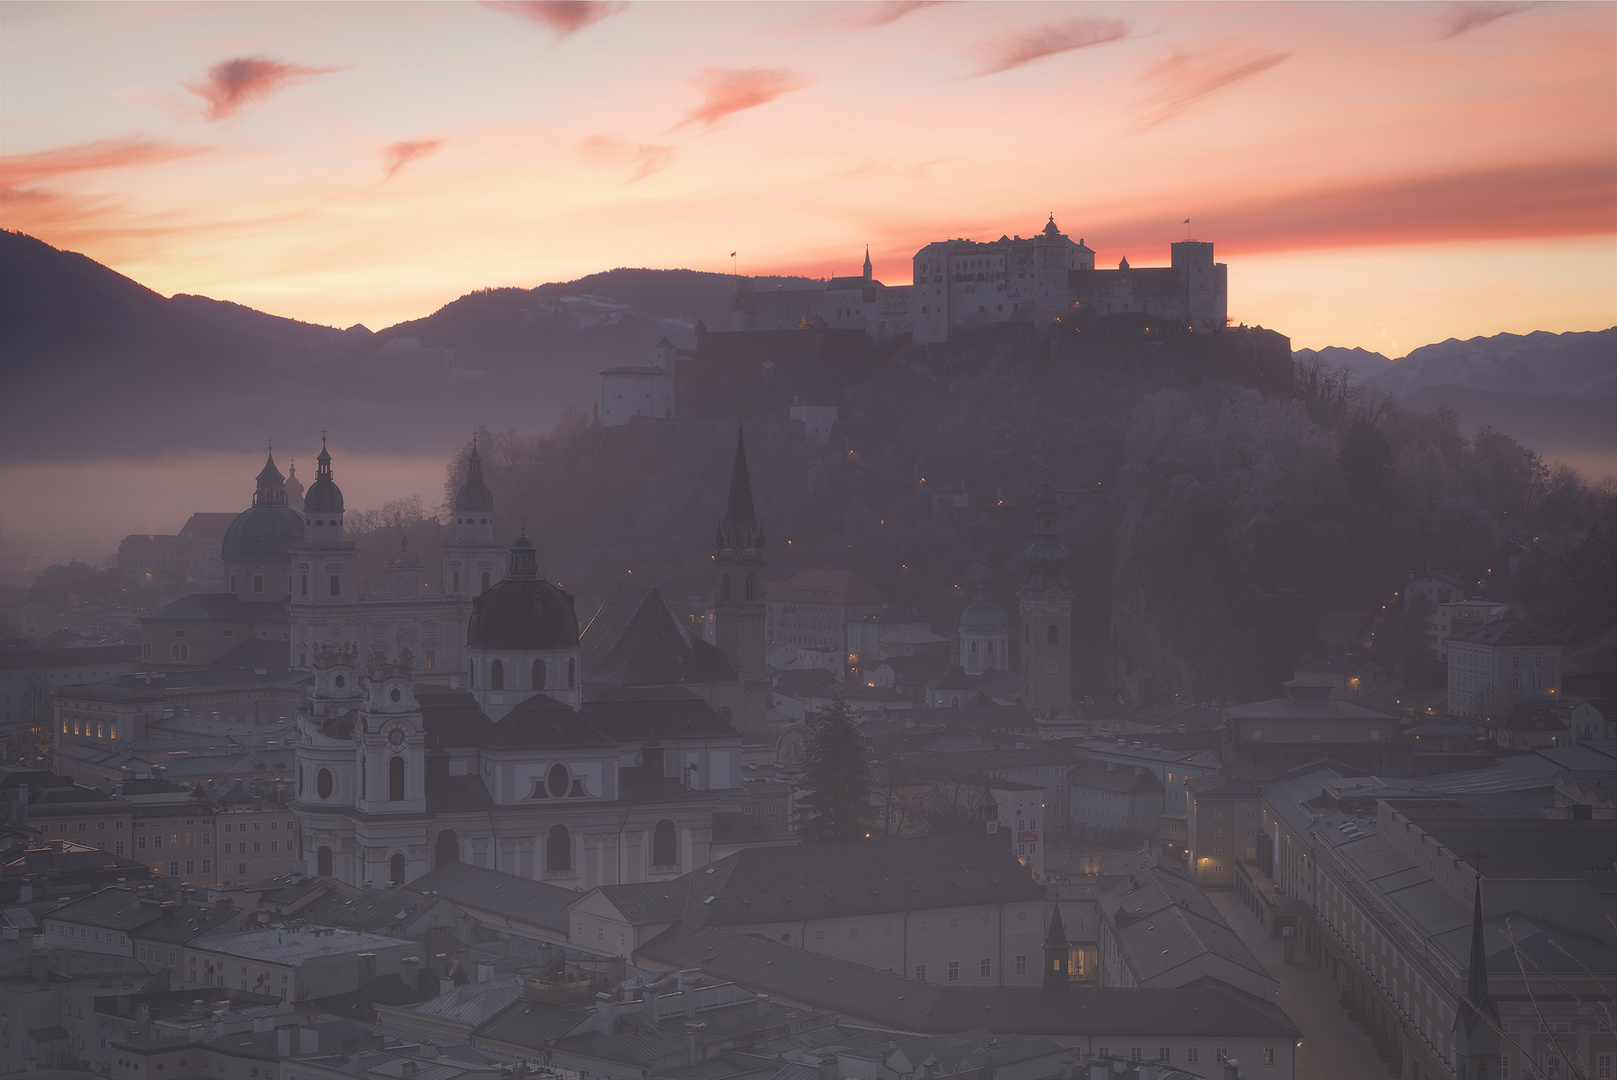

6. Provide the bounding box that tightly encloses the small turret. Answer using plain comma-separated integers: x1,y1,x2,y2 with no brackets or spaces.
253,447,288,509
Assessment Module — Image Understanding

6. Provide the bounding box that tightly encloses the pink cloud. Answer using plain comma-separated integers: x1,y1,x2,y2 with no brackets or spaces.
1135,46,1291,129
858,1,944,27
977,18,1130,76
672,68,814,131
578,136,674,181
0,137,205,187
184,57,339,121
1438,1,1537,40
382,139,443,181
481,1,627,37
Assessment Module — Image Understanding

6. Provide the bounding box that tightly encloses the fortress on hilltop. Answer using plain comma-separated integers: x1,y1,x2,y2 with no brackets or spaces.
731,216,1228,345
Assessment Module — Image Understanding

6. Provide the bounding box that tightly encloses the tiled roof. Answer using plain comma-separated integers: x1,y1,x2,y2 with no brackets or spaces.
580,586,735,688
139,594,289,623
0,645,139,671
1068,759,1164,794
469,996,591,1048
637,926,1297,1038
1446,617,1555,648
407,862,575,933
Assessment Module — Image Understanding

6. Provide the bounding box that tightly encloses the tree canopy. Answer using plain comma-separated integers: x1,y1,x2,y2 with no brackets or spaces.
795,696,873,844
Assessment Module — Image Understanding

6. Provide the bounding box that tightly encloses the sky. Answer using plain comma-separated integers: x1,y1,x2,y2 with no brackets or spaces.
2,0,1615,355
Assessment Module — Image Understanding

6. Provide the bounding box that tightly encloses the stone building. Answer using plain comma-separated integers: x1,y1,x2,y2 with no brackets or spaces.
1445,617,1562,723
598,337,686,427
731,248,913,339
1019,481,1074,716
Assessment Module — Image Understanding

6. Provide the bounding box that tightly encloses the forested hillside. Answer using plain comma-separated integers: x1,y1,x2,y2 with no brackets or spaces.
354,328,1616,705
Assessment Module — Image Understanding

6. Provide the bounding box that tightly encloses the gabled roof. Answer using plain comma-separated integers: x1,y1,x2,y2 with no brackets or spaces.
1447,617,1555,648
139,594,289,623
417,690,497,748
1069,758,1165,795
583,586,735,688
581,689,738,741
487,694,615,750
406,862,575,934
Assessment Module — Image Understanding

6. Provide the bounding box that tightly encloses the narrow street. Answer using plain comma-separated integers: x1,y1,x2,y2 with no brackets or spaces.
1206,891,1395,1080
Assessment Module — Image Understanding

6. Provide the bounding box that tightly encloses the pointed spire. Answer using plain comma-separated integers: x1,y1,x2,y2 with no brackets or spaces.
253,447,287,508
1461,862,1497,1033
303,433,345,514
862,245,872,282
507,531,538,580
718,425,763,551
1043,904,1070,950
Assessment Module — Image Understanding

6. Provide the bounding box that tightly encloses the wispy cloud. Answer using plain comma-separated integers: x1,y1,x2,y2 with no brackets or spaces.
481,1,627,38
1135,46,1290,129
184,57,339,121
1438,1,1537,40
382,140,443,181
671,68,814,131
977,18,1129,76
836,156,944,182
1093,157,1617,255
578,136,675,181
857,1,944,27
0,137,206,188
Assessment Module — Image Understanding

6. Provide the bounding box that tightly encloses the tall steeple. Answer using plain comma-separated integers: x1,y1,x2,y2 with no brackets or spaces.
1453,864,1501,1079
862,246,872,282
445,434,503,598
712,425,767,726
1042,905,1071,991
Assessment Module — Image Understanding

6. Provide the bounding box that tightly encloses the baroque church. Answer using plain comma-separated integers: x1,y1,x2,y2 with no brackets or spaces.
291,427,771,890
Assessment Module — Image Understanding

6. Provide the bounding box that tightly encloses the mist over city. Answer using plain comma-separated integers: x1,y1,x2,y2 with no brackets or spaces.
1,4,1613,1080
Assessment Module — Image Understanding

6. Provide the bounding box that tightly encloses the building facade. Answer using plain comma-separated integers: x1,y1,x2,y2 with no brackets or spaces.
1019,481,1074,716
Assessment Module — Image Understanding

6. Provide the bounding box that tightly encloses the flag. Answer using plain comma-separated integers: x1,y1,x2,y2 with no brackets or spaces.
730,251,737,257
1183,219,1190,224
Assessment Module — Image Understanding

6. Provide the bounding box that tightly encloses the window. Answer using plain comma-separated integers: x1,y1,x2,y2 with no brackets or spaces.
1131,1049,1142,1062
1186,1049,1199,1064
980,957,991,978
913,964,926,980
252,575,264,594
1158,1049,1170,1063
316,769,333,799
652,819,676,867
547,823,571,872
481,571,490,591
1046,625,1058,645
947,961,959,982
300,575,308,596
171,643,189,662
1215,1049,1228,1064
329,575,341,597
1263,1048,1275,1065
490,659,504,690
1015,954,1027,975
389,755,405,801
533,659,546,690
390,852,406,885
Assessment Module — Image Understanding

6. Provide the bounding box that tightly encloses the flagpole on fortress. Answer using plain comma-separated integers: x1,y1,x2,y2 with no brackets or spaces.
1184,218,1191,240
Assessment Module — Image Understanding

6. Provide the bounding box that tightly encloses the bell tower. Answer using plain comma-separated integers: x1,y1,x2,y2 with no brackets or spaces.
291,436,360,667
713,426,767,724
1018,480,1074,715
443,438,504,598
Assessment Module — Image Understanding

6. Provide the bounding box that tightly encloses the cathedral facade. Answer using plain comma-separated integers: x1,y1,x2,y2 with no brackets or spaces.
291,429,769,891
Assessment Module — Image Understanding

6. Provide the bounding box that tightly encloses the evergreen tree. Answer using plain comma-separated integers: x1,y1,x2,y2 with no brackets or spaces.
795,695,872,843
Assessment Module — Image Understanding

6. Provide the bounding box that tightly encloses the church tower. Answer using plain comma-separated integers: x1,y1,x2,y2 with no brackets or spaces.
713,427,768,726
1018,480,1074,715
959,564,1010,676
290,437,360,666
221,448,304,603
1042,904,1071,991
1453,870,1501,1079
443,439,504,598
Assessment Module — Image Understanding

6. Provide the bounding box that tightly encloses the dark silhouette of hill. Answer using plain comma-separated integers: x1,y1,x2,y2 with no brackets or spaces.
0,231,814,460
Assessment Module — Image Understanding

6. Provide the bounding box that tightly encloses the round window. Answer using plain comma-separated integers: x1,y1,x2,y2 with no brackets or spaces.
814,930,825,941
949,917,959,927
390,688,402,703
1017,911,1027,922
334,674,346,689
980,914,990,924
317,768,333,798
548,763,570,799
849,928,860,938
780,933,791,943
174,630,186,638
916,920,927,930
221,629,234,638
883,924,893,934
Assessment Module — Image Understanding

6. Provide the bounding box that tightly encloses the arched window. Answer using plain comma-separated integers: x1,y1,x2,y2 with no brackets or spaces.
652,819,676,867
480,571,490,591
316,846,333,876
969,640,977,656
300,575,308,596
745,575,755,602
1046,624,1059,645
389,756,405,801
546,824,570,872
533,659,546,690
451,571,460,593
229,573,237,593
490,659,504,690
171,644,189,662
435,830,459,867
329,575,341,597
720,574,731,602
253,575,264,594
390,853,406,886
317,768,333,799
567,657,576,687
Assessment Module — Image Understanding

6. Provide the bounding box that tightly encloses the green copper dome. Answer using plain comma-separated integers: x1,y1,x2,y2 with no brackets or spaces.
303,438,345,514
453,441,496,513
959,564,1009,634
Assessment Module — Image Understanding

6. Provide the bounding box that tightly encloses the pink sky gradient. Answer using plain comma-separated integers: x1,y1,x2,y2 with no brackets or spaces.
2,0,1613,354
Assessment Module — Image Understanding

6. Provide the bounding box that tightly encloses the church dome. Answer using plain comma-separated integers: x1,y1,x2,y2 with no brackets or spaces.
452,441,495,513
466,536,579,651
222,450,305,560
959,565,1009,634
303,439,344,514
222,505,305,560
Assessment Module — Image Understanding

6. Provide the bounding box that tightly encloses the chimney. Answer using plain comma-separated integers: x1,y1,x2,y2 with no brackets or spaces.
684,1022,706,1066
300,1027,318,1055
277,1027,293,1057
253,1016,273,1033
1223,1061,1242,1080
476,961,495,983
594,992,615,1036
818,1054,839,1080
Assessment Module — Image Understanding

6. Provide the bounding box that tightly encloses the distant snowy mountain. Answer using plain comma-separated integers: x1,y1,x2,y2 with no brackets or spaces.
1293,345,1393,383
1366,328,1616,398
